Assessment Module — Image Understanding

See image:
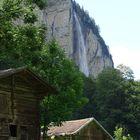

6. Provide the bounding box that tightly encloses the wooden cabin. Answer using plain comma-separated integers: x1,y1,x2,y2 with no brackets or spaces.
46,118,113,140
0,67,56,140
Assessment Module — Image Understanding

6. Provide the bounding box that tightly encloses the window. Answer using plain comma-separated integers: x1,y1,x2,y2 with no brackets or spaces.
9,125,17,137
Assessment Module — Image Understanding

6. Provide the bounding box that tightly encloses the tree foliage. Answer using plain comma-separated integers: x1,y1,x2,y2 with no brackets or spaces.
74,67,140,139
39,40,88,122
33,0,47,9
0,0,44,69
73,76,96,119
95,68,129,132
39,41,88,139
117,64,134,80
114,127,133,140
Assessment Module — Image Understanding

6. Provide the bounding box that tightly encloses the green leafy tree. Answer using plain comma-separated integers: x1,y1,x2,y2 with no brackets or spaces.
94,68,128,132
38,41,88,139
0,0,44,69
73,76,96,119
33,0,47,9
124,93,140,139
116,65,140,139
74,67,140,139
114,127,133,140
94,68,140,139
117,64,134,81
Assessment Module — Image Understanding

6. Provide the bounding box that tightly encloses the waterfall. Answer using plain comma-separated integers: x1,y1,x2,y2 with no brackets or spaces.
74,12,89,76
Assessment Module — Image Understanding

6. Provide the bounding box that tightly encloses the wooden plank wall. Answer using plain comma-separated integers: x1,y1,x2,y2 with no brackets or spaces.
0,76,41,140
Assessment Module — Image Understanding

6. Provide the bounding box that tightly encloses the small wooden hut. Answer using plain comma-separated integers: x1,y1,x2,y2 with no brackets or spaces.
47,118,113,140
0,67,56,140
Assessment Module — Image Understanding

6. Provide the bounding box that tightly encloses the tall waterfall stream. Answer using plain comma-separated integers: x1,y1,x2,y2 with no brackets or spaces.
74,12,89,76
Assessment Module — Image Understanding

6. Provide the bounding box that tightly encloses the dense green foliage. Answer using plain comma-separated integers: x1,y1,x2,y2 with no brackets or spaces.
33,0,47,9
0,0,43,68
117,64,134,80
114,127,133,140
75,66,140,139
39,41,88,139
0,1,87,139
73,76,97,118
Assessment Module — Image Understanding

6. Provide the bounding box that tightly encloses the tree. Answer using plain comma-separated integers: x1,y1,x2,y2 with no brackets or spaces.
114,127,133,140
93,67,140,139
38,41,88,139
0,0,44,69
117,64,134,80
73,76,97,119
94,68,128,133
73,67,140,139
124,92,140,139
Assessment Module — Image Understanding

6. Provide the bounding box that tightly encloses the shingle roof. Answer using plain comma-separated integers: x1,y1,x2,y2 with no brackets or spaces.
47,118,113,139
0,67,57,95
47,118,93,136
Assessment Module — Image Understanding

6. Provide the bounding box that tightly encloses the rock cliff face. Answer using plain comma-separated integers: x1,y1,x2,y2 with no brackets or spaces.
40,0,113,78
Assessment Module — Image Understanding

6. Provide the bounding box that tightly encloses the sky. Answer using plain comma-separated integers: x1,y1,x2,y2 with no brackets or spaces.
75,0,140,80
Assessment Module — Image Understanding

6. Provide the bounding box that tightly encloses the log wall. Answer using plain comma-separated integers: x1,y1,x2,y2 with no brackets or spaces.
0,75,42,140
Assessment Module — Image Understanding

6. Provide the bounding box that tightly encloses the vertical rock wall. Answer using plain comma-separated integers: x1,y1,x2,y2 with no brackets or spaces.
41,0,113,78
44,0,73,58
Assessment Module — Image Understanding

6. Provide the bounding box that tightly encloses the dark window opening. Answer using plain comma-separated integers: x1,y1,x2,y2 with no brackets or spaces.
9,124,17,137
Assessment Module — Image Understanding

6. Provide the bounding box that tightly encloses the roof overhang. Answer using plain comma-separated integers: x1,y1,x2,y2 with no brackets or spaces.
0,67,58,95
47,117,113,140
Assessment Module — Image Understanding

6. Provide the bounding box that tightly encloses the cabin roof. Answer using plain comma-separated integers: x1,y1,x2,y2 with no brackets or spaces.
47,118,113,139
0,67,57,95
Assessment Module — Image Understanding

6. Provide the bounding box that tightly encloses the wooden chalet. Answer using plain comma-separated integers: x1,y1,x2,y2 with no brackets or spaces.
46,118,113,140
0,67,56,140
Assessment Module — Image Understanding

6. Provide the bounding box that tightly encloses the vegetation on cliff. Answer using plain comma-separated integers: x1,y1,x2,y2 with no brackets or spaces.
73,0,112,58
33,0,47,9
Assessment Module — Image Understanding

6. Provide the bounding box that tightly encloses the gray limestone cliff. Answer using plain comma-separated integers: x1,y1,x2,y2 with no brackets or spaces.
38,0,114,78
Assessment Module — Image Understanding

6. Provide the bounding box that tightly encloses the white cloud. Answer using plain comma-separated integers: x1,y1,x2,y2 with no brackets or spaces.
110,45,140,80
